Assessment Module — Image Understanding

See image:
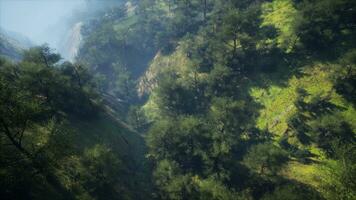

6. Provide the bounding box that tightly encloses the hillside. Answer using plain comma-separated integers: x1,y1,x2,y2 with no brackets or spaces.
0,47,153,200
0,29,33,61
66,111,153,200
1,0,355,200
76,0,356,199
140,33,356,196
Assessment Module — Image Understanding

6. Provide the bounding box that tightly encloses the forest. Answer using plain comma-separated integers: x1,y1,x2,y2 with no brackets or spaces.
0,0,355,199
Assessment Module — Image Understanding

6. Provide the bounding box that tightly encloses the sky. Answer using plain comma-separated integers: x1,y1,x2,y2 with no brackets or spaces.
0,0,84,47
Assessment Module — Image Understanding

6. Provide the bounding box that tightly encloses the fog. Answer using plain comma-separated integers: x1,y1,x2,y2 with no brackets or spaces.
0,0,85,48
0,0,123,59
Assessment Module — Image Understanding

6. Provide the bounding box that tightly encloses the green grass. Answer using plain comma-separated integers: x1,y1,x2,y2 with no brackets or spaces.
280,160,322,190
69,113,143,154
251,63,356,139
250,62,355,192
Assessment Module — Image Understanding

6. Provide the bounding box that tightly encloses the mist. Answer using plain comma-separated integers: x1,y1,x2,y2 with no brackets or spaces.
0,0,123,60
0,0,84,47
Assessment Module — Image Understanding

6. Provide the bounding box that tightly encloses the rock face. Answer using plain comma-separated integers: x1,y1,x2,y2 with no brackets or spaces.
137,52,162,97
137,45,192,97
59,22,83,62
125,1,137,16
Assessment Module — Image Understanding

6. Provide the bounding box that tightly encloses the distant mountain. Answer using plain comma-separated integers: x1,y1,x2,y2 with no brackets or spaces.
0,28,34,61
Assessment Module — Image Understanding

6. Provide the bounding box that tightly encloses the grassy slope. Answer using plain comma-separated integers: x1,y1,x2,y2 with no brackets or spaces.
251,64,356,139
250,63,355,193
69,113,145,163
66,111,153,199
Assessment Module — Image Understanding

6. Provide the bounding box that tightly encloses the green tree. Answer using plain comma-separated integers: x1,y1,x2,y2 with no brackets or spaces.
127,105,149,131
320,142,356,200
309,114,355,157
113,63,136,101
147,116,211,173
80,144,126,200
243,143,288,175
0,46,101,199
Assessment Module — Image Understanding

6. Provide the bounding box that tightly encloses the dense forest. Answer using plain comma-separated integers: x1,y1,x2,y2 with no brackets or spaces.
0,0,355,199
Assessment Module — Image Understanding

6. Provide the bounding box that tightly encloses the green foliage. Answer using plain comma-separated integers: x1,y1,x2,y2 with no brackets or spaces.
23,45,61,65
297,0,356,53
209,97,252,135
142,1,356,199
80,144,125,200
309,114,355,157
261,0,301,52
286,86,355,157
195,178,244,200
333,50,356,105
113,63,136,100
127,105,149,131
0,46,147,199
3,0,356,199
147,116,211,173
152,160,246,200
155,74,208,115
319,143,356,200
261,183,323,200
78,5,156,101
153,159,196,200
243,143,289,175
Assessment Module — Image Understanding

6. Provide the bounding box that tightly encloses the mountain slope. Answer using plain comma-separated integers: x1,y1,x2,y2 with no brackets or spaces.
0,29,32,61
66,110,153,200
11,0,351,199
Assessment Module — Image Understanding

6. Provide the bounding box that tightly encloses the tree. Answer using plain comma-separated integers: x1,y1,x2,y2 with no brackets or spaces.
153,159,198,200
147,116,211,173
319,142,356,200
0,46,101,199
209,97,252,136
127,105,149,131
155,74,206,115
261,0,302,53
218,4,261,70
80,144,126,200
334,50,356,105
0,59,52,162
113,62,136,101
0,68,74,198
309,114,355,157
297,0,356,53
22,45,61,66
243,143,288,175
195,177,247,200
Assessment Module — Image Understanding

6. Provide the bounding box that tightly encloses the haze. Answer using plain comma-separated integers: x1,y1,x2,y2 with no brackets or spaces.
0,0,84,49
